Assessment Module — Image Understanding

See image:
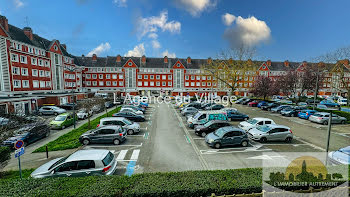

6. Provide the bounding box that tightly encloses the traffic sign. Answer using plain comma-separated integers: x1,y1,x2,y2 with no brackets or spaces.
14,140,24,149
15,147,25,158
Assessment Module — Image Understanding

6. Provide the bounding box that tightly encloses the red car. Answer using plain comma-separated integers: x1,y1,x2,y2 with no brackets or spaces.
248,100,259,107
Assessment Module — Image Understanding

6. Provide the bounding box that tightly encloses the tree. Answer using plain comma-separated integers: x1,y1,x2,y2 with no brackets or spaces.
250,75,274,100
275,71,298,98
77,97,106,129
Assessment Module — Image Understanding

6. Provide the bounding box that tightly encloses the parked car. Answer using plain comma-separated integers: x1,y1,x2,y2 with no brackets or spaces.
248,100,259,107
194,120,231,137
261,103,279,111
183,102,201,109
297,102,308,107
92,105,104,113
1,123,50,148
104,101,115,108
31,149,117,178
205,104,225,110
337,98,348,106
298,110,317,120
309,112,347,125
38,106,66,115
58,103,77,110
238,117,275,131
122,105,145,113
77,108,93,120
234,98,247,104
50,113,77,129
187,111,228,129
247,124,293,143
279,100,293,105
201,102,215,109
112,112,145,122
280,106,306,117
181,107,199,116
120,107,143,115
320,100,340,109
327,146,350,165
0,117,9,126
257,101,268,108
205,126,249,149
225,110,249,121
98,117,140,135
306,99,321,105
79,125,126,145
242,98,253,105
271,105,291,113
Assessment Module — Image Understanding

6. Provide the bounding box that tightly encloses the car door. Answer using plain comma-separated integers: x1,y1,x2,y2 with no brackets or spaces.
221,132,233,146
75,160,96,177
89,129,104,143
42,107,51,115
97,129,116,143
277,128,290,141
207,123,219,133
267,128,279,141
331,114,340,123
53,161,78,177
231,130,244,145
66,115,73,126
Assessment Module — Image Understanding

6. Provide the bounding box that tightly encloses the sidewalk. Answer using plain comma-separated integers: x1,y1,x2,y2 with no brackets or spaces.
3,107,117,171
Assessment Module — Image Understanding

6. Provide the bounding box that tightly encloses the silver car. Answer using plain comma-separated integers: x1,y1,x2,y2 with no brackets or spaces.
309,112,347,125
328,146,350,165
247,124,293,143
31,149,117,178
98,117,140,135
38,106,66,115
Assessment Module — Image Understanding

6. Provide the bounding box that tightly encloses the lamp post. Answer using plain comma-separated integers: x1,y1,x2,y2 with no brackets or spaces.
325,107,337,166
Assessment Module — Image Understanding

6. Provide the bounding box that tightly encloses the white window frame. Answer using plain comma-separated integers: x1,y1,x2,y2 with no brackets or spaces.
33,80,39,88
13,80,21,88
21,68,28,76
32,69,38,76
22,80,29,88
31,58,37,65
20,55,27,64
39,70,45,77
12,67,20,75
119,81,123,86
40,81,45,88
99,81,104,86
11,54,19,62
119,74,123,79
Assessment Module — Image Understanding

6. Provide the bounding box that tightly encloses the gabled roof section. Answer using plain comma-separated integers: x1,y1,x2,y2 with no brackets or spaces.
258,63,270,71
0,24,9,37
48,40,63,55
172,60,185,69
123,58,138,68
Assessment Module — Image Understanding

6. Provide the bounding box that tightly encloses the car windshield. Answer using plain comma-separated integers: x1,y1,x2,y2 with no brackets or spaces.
256,125,271,132
247,119,258,125
102,152,114,166
123,119,132,125
55,116,66,121
339,147,350,155
214,128,226,137
194,112,202,119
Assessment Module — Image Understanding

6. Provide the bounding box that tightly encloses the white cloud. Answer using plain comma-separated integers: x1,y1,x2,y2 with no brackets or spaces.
87,42,111,57
136,10,181,39
113,0,127,7
151,40,161,49
174,0,216,17
148,33,158,39
124,43,145,57
222,13,235,26
162,50,176,58
13,0,24,8
223,15,271,48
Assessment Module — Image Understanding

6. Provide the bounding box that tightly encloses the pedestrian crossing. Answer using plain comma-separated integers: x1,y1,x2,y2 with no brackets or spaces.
114,149,140,161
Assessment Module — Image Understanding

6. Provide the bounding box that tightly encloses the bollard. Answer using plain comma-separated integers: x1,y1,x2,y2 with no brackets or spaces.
46,145,48,158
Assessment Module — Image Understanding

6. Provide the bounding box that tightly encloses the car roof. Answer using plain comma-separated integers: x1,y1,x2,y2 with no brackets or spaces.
66,149,110,162
221,126,245,132
315,112,330,115
252,117,273,121
208,120,229,124
199,110,225,114
97,125,122,129
100,117,126,121
266,124,290,129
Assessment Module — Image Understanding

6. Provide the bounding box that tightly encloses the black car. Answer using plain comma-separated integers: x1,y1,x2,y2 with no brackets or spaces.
226,110,249,121
105,101,116,108
241,99,253,105
261,103,279,111
58,103,77,110
201,102,215,109
112,112,145,122
79,125,127,145
194,120,231,137
281,106,306,117
1,123,50,149
184,102,202,109
205,104,225,110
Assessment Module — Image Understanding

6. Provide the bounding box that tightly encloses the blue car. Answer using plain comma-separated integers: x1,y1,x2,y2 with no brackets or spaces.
257,101,268,108
320,100,340,109
298,110,317,120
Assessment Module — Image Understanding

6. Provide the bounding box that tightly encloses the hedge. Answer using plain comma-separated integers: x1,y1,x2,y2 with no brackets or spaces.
33,106,121,152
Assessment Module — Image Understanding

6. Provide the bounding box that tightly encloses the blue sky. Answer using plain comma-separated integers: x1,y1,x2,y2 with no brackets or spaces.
1,0,350,62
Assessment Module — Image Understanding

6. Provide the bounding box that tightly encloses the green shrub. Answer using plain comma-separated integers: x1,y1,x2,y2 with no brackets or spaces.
33,106,121,152
0,146,11,166
0,169,34,180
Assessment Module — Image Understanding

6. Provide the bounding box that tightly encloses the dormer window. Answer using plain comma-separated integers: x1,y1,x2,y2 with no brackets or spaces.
177,63,180,67
54,45,58,51
16,44,21,50
128,62,132,66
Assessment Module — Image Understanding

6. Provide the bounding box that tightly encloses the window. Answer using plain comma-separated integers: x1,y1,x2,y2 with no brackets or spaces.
40,81,45,88
92,74,97,79
168,82,172,86
106,74,110,79
16,43,21,50
46,81,51,87
38,59,43,66
32,69,38,76
106,81,111,86
168,75,172,79
202,82,206,86
44,61,49,67
144,75,149,79
208,76,211,80
22,80,29,88
86,81,91,86
162,75,166,80
77,160,95,170
138,75,142,79
144,82,148,86
20,56,27,63
31,58,37,65
208,82,211,86
28,47,32,53
21,68,28,76
150,82,154,86
112,81,117,86
185,82,189,86
99,74,103,79
39,70,44,77
119,81,123,86
11,54,19,62
191,76,195,80
191,82,195,86
196,82,200,86
35,48,39,54
99,81,104,86
12,67,20,75
156,82,160,86
186,75,189,80
202,76,206,80
112,74,117,79
149,75,153,79
156,75,160,79
45,71,50,77
119,74,123,79
86,74,91,79
128,62,132,66
196,76,200,80
138,81,142,86
33,80,39,88
41,50,45,56
162,82,166,86
93,81,97,86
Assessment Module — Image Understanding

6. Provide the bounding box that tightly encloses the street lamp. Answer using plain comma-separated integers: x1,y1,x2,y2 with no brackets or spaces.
325,107,338,166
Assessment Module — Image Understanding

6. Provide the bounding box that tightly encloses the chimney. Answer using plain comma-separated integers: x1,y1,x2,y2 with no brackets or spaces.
61,44,67,50
229,58,233,64
207,57,212,64
266,60,271,66
141,55,146,63
0,15,9,32
23,27,33,40
82,54,85,57
92,54,97,61
247,59,252,65
164,56,168,63
284,60,289,67
116,55,121,62
302,61,307,67
187,57,191,64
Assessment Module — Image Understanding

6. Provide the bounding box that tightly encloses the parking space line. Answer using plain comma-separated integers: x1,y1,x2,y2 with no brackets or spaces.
117,150,128,160
293,138,325,151
184,135,191,143
130,149,140,160
193,137,203,140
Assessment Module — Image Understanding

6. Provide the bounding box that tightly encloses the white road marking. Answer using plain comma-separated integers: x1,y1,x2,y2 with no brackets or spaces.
293,138,325,151
247,155,285,160
130,149,140,160
117,150,128,160
192,137,204,140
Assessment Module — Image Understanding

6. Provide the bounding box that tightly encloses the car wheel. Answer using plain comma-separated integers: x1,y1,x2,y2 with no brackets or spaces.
113,139,120,145
323,121,328,125
62,125,65,129
260,137,267,143
82,139,90,145
285,137,292,143
341,120,346,124
201,132,206,137
54,112,58,116
127,129,134,135
214,143,221,149
241,141,248,147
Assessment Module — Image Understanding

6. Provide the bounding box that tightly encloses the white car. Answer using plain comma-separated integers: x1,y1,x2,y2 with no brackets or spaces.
120,107,143,115
77,108,94,119
238,117,275,131
337,98,348,106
